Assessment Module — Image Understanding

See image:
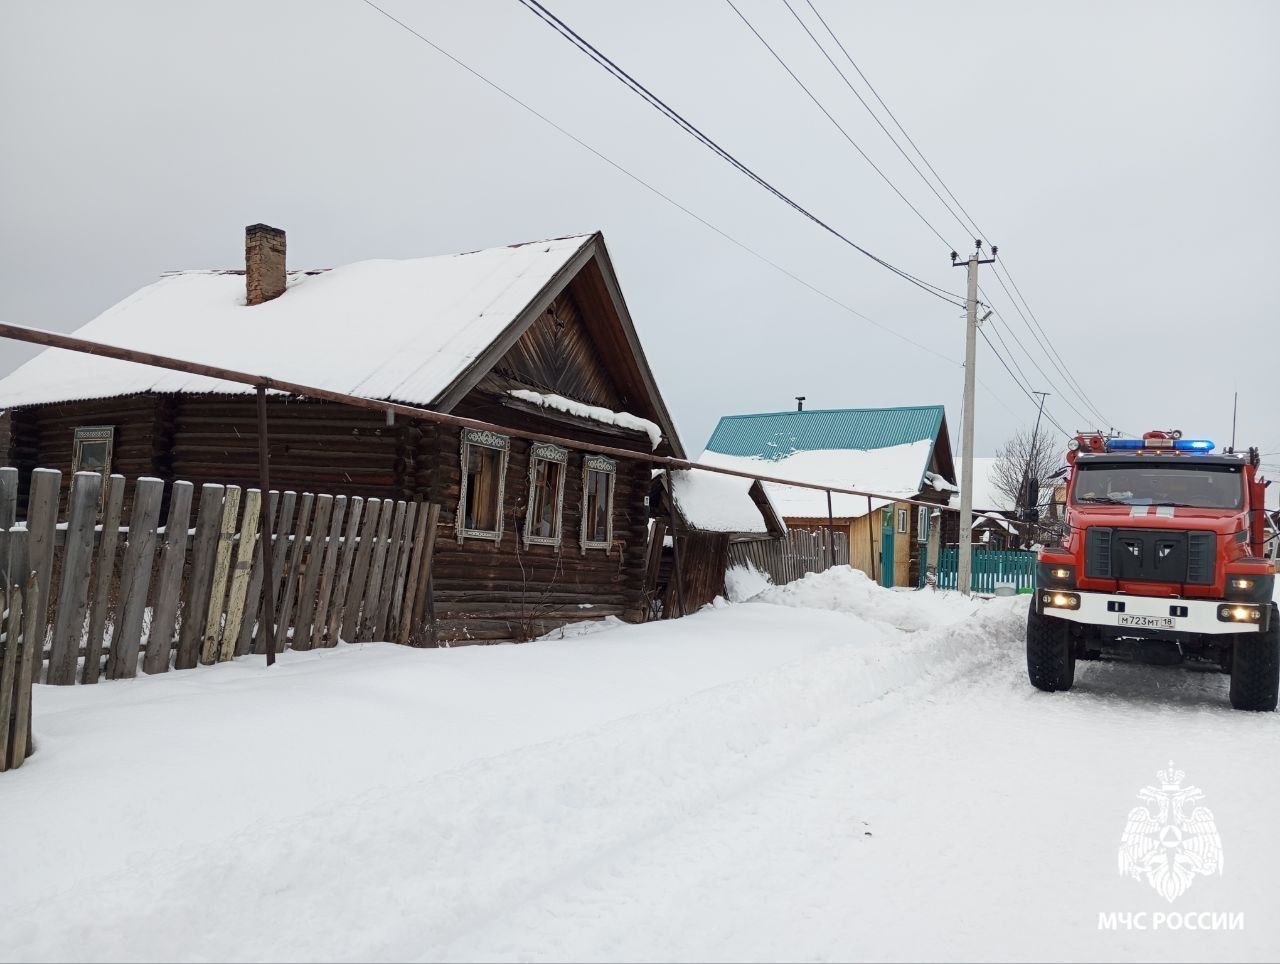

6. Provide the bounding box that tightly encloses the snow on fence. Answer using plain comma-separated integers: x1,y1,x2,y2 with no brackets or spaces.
727,527,850,587
0,572,38,770
0,466,442,687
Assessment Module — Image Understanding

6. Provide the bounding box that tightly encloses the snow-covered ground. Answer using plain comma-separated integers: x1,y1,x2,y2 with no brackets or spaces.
2,568,1277,962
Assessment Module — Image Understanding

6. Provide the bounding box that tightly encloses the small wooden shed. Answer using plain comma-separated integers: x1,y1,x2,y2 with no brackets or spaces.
0,225,687,642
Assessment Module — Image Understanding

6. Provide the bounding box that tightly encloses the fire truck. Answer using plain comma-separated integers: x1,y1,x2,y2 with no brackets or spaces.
1028,430,1279,710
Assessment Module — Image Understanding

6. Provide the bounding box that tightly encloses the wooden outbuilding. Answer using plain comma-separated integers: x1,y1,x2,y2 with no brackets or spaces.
699,405,956,588
0,225,686,642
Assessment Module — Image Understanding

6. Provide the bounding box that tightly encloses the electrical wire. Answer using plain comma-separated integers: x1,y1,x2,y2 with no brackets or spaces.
791,0,1117,429
355,0,1020,421
514,0,966,308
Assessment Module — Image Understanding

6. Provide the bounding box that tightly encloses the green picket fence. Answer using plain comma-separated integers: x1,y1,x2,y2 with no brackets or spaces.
926,547,1037,593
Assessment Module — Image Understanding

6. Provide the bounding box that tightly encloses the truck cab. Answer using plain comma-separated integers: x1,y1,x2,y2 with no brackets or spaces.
1027,431,1278,710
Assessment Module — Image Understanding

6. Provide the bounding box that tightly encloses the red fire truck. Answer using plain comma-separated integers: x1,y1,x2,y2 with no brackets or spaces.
1028,430,1278,710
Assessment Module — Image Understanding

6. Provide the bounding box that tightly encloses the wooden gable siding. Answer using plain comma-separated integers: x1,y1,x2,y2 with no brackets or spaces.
427,390,652,642
492,292,624,411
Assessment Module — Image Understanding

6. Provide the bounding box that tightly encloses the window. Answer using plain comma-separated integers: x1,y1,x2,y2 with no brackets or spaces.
1071,462,1243,510
897,508,909,534
581,454,616,551
524,443,568,546
72,425,114,488
457,429,510,542
916,506,930,544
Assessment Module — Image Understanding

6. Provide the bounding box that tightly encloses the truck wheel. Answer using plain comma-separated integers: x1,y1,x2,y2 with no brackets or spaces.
1027,605,1075,692
1229,604,1279,711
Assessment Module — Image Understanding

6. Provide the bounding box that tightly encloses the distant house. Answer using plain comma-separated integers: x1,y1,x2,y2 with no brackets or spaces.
699,405,956,587
0,225,686,642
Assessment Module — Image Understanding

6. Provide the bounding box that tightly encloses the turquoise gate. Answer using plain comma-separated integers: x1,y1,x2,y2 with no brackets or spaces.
924,547,1037,593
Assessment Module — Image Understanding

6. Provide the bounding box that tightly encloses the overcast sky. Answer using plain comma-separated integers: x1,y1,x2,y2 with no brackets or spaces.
2,1,1277,466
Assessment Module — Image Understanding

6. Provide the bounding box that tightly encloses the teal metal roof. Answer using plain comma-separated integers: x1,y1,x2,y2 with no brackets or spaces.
704,405,947,461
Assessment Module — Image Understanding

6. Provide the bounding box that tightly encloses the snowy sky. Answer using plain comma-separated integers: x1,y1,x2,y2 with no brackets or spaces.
1,1,1277,466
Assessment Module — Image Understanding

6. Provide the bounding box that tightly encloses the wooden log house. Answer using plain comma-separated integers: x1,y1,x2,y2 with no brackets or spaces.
0,225,687,642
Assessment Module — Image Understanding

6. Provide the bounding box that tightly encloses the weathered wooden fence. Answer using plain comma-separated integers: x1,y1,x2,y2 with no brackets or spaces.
0,466,442,686
932,547,1037,593
0,573,37,770
727,527,850,586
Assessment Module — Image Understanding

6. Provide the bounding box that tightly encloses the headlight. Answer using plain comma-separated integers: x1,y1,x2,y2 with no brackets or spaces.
1218,604,1262,623
1037,561,1076,588
1042,591,1080,610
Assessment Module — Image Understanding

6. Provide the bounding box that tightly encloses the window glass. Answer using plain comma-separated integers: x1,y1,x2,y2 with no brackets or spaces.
529,458,562,539
585,468,611,542
464,444,502,532
1072,463,1243,510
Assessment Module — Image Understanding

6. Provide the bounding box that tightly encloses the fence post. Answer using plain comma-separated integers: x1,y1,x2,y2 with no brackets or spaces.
48,471,101,685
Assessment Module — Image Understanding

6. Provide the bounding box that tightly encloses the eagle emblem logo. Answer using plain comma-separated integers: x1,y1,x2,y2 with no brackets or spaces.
1118,762,1223,902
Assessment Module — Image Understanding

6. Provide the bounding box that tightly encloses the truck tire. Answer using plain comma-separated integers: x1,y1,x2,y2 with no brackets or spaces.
1027,605,1075,692
1229,604,1279,712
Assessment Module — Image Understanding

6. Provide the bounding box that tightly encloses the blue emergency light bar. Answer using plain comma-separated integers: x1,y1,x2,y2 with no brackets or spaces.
1104,438,1215,453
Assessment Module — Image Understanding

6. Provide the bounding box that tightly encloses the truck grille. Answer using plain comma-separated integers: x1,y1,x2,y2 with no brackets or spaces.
1187,531,1215,585
1085,527,1113,579
1084,526,1215,585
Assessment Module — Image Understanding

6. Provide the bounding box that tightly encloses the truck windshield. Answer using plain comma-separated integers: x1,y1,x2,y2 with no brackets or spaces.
1072,462,1243,509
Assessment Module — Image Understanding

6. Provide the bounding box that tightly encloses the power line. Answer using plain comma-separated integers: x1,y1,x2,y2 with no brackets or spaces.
514,0,966,308
723,0,955,250
978,328,1069,437
354,0,1017,415
789,0,1117,429
719,0,1086,438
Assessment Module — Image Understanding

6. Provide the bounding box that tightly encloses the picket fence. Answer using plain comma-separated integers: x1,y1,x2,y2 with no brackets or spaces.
727,527,851,586
0,466,442,688
931,546,1037,593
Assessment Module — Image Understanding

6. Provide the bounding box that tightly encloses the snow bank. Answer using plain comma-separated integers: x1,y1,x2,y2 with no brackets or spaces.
699,441,933,517
755,565,980,632
724,561,771,602
508,389,663,449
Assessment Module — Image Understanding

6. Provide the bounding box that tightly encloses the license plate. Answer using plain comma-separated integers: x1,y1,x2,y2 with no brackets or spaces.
1117,613,1175,630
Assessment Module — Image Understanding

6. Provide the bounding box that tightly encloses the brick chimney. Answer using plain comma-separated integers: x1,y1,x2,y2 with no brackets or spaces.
245,223,286,305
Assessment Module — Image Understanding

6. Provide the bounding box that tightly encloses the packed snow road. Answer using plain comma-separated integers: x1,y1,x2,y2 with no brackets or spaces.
2,568,1276,962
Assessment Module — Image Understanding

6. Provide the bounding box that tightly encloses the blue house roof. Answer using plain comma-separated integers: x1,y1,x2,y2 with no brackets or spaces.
704,405,948,461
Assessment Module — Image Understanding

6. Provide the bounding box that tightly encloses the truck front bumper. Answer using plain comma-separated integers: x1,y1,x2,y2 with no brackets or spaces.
1040,590,1265,635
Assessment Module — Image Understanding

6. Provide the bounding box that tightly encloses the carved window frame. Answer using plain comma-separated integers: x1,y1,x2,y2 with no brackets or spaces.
72,425,114,504
456,428,510,544
524,442,568,547
580,454,617,553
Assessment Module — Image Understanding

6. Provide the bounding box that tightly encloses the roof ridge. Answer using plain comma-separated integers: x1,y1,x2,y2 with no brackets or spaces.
717,404,945,420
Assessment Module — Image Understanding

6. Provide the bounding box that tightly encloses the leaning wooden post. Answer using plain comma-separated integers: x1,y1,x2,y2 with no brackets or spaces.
257,385,277,666
825,489,835,571
866,496,877,583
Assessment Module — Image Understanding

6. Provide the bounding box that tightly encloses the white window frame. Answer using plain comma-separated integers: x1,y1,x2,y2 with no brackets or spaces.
524,442,569,547
897,507,909,534
916,505,930,544
456,428,510,544
580,454,617,552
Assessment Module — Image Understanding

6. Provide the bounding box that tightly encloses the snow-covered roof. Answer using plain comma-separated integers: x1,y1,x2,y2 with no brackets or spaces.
699,440,935,519
973,510,1016,534
0,235,595,408
668,469,782,534
510,389,662,450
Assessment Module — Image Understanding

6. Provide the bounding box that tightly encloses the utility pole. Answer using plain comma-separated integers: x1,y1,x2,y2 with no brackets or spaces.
1231,391,1238,451
952,240,998,595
